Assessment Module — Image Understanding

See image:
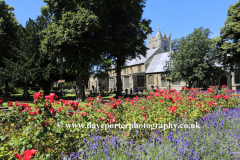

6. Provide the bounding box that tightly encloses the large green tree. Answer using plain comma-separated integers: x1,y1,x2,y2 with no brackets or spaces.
169,27,223,88
40,1,111,101
40,0,152,100
96,0,152,97
217,0,240,70
6,24,39,97
0,0,20,96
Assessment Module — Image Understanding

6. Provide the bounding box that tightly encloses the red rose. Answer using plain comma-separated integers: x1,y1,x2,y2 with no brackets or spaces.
141,106,145,110
23,154,33,160
84,112,88,116
41,122,48,126
225,108,229,111
49,108,56,116
8,101,13,107
0,99,3,105
29,112,36,115
33,92,40,99
14,154,23,159
37,110,42,115
49,121,54,124
142,112,146,116
24,149,36,155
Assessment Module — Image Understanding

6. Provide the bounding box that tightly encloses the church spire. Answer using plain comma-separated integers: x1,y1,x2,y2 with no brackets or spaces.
163,31,167,38
168,29,171,39
157,26,162,38
152,31,155,38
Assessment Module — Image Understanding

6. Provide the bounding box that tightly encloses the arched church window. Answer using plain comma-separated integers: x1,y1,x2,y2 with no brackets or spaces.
164,46,166,52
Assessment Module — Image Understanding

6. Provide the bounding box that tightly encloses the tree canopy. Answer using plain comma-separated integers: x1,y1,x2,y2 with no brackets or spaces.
217,0,240,70
169,27,223,88
0,0,20,96
40,0,151,99
96,0,152,97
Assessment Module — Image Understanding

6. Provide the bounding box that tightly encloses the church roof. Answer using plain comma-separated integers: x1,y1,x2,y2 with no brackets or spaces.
125,48,159,66
146,52,170,73
146,52,223,74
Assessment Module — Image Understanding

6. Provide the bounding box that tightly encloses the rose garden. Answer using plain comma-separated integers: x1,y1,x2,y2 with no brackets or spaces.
0,85,240,159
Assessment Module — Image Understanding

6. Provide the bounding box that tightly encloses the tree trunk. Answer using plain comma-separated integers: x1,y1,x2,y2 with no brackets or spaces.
76,74,83,102
23,82,28,96
116,57,122,98
43,81,51,97
81,72,85,102
187,80,193,89
82,80,85,101
4,80,10,97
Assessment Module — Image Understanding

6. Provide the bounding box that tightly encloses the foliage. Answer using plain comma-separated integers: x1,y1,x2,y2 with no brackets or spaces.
0,86,239,159
40,0,107,101
217,0,240,69
169,27,223,88
0,84,23,95
0,0,20,96
60,81,76,87
96,0,152,97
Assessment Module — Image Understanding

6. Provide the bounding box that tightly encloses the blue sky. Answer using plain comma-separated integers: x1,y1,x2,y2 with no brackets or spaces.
4,0,239,46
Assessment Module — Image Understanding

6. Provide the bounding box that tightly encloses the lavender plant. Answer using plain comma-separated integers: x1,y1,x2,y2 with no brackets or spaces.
61,106,240,160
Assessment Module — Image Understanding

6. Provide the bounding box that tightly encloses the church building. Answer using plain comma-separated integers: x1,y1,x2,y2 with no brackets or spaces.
88,27,240,92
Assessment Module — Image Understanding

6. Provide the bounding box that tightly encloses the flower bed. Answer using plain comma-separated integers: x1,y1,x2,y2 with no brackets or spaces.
62,107,240,159
0,85,239,159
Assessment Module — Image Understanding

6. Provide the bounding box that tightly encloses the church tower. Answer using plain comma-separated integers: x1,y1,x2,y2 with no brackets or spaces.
147,27,171,52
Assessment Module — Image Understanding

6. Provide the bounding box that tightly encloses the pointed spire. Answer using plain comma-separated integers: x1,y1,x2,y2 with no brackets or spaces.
163,31,167,38
168,29,171,39
157,26,162,38
152,31,155,38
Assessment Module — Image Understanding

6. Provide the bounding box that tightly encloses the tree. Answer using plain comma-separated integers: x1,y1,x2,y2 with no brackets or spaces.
13,16,59,97
96,0,152,98
41,0,152,100
0,0,20,96
40,1,111,101
7,24,39,97
217,0,240,70
169,27,223,88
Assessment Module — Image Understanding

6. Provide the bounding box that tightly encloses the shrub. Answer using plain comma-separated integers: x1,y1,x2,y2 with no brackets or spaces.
16,88,24,94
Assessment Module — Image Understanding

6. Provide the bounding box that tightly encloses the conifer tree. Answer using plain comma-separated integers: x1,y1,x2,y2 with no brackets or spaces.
0,0,20,96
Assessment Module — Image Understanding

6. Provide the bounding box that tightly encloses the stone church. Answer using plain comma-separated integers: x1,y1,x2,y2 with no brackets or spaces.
88,27,240,92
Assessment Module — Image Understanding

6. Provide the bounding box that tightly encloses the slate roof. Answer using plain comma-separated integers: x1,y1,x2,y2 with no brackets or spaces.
125,48,159,66
110,48,159,69
146,52,170,73
146,52,223,74
111,48,223,71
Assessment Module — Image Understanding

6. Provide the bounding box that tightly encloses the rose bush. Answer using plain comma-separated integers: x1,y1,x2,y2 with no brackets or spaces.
0,86,239,159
